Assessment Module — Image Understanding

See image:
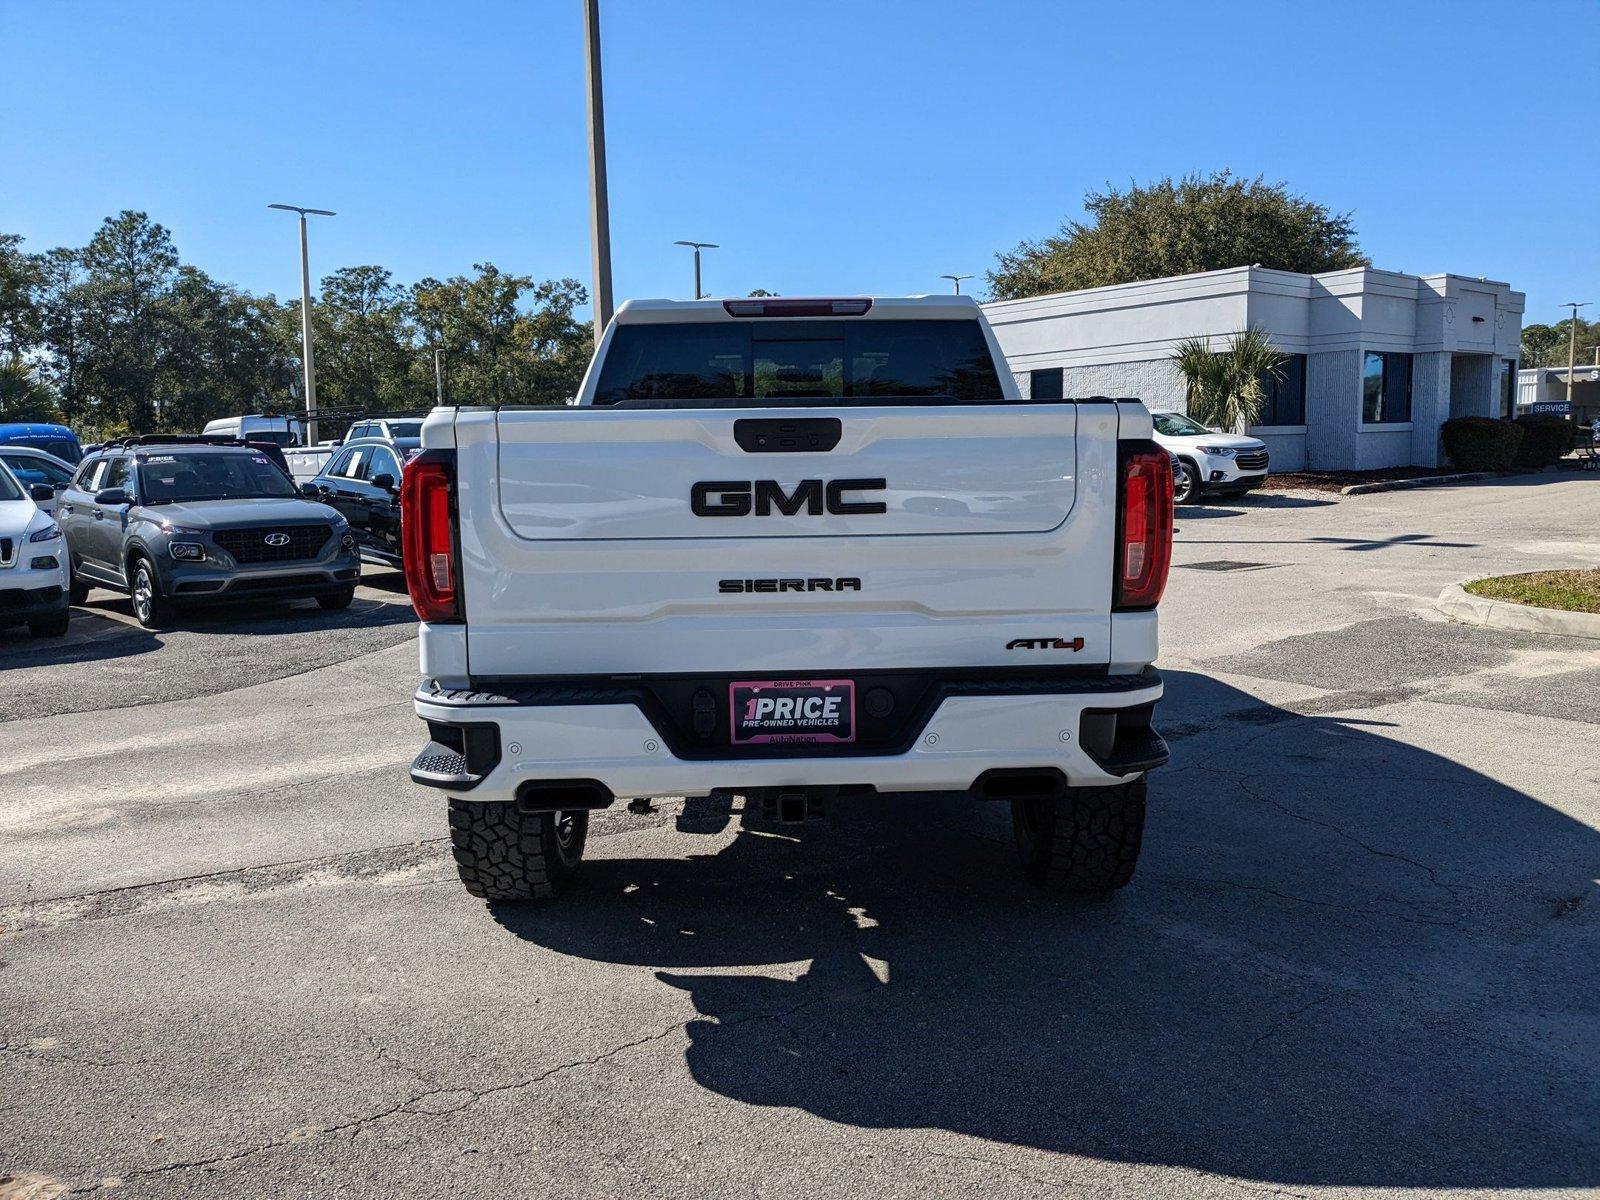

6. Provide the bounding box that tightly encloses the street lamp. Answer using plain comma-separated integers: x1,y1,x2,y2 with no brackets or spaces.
584,0,614,339
1562,301,1591,409
268,203,336,444
674,241,719,299
940,274,974,295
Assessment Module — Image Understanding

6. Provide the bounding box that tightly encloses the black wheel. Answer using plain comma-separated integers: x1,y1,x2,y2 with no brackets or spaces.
1011,779,1147,893
128,556,175,630
68,571,90,606
1173,459,1200,505
316,587,356,611
448,800,588,901
28,605,70,638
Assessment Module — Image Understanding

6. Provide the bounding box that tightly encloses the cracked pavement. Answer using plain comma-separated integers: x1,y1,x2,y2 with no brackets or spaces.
2,476,1598,1199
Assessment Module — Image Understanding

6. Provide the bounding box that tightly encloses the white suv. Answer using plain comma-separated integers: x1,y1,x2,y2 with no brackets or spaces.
0,459,70,637
1150,411,1270,504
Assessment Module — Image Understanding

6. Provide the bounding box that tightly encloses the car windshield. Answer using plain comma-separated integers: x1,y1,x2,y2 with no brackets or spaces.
136,451,299,502
1152,412,1212,437
591,319,1004,406
0,464,21,502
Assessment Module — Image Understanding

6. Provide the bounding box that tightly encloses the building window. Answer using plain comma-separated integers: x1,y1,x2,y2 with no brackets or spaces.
1030,368,1064,400
1362,351,1412,424
1498,357,1516,418
1256,354,1306,426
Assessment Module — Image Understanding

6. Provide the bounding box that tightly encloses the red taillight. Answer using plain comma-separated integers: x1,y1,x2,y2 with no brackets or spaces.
721,298,873,318
1115,442,1174,611
401,451,461,623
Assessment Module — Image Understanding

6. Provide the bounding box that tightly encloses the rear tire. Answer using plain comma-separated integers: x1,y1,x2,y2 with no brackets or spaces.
316,587,356,611
1011,779,1147,893
448,800,588,901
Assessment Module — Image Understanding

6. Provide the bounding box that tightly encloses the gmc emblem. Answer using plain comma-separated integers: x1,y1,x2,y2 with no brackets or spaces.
691,478,887,517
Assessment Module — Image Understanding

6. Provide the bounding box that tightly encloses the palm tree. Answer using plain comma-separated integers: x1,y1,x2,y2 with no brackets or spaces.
0,358,61,423
1171,327,1284,432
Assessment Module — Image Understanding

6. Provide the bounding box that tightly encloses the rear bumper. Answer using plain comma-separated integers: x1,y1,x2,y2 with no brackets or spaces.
413,668,1165,801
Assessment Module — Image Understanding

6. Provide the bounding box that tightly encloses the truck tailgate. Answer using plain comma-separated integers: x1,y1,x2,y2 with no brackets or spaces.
453,402,1121,677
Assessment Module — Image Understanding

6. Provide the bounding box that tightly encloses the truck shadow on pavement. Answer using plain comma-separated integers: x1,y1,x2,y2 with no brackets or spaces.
491,672,1598,1191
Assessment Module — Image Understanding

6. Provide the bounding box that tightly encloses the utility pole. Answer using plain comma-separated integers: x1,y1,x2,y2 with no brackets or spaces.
940,274,973,295
1562,301,1590,409
268,204,336,444
433,347,445,406
673,241,719,299
583,0,614,340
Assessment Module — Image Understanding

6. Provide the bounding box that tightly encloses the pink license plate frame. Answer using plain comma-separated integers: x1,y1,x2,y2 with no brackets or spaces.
729,678,856,745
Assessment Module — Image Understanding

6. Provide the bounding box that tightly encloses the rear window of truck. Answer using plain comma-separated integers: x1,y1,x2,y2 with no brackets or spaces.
591,319,1003,406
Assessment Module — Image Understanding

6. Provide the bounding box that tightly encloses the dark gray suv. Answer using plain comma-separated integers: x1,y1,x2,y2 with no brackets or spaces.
60,438,362,628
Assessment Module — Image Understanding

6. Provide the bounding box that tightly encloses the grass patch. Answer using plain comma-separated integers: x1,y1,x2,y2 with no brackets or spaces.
1464,569,1600,614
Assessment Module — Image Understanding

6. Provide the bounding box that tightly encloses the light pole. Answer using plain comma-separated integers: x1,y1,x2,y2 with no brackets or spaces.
1562,301,1590,409
268,203,335,444
673,241,719,299
433,347,445,406
583,0,614,340
940,274,973,295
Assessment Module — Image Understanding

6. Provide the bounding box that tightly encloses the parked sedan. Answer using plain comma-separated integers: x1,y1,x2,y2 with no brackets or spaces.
1151,411,1270,504
0,445,75,517
302,436,418,568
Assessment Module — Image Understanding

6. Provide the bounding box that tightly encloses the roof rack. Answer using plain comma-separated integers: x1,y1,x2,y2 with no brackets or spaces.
99,434,264,451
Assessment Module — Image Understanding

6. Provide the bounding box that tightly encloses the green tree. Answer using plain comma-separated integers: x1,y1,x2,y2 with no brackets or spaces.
412,265,591,406
74,211,181,432
156,267,298,431
1171,327,1285,431
0,233,43,359
314,265,424,415
1522,317,1600,369
0,358,61,423
989,171,1369,300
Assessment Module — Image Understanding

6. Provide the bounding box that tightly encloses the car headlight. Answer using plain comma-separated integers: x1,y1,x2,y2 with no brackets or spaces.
28,522,60,543
170,541,206,561
1204,446,1236,458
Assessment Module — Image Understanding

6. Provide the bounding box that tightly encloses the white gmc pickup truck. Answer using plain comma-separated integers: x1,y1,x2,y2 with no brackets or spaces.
403,295,1173,901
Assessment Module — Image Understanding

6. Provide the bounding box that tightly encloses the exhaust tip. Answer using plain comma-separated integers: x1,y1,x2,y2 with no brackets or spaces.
516,779,615,813
972,768,1067,801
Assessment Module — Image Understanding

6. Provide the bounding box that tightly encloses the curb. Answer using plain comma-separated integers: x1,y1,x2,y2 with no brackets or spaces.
1342,472,1487,496
1435,583,1600,640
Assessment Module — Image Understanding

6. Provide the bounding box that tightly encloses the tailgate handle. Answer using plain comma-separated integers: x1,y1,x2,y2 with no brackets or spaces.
734,417,841,453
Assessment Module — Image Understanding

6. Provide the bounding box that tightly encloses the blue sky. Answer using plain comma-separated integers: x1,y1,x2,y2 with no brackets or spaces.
3,0,1595,324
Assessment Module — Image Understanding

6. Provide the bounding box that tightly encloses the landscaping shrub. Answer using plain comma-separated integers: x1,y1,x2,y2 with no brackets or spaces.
1441,417,1523,472
1512,413,1575,467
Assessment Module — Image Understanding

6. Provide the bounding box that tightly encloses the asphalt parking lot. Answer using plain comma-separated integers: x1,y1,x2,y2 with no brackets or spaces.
3,475,1598,1199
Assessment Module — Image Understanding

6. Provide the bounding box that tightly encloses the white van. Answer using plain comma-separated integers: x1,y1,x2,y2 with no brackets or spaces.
202,414,308,447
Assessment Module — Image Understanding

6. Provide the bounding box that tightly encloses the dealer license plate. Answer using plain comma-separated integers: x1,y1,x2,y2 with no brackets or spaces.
729,679,855,746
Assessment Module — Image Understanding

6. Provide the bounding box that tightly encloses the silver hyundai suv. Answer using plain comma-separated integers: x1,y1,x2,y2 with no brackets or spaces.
59,438,362,628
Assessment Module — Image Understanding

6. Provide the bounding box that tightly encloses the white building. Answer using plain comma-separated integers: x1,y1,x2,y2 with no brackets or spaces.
1518,364,1600,430
983,266,1524,471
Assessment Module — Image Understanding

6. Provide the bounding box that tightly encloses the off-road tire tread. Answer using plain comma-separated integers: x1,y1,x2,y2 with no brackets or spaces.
1013,779,1146,893
447,800,586,901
